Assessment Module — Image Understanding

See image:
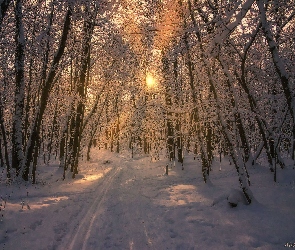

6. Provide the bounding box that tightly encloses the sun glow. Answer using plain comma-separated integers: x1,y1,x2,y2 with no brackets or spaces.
146,73,157,88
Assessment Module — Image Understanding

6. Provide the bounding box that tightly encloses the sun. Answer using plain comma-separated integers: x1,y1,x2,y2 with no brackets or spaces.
146,73,157,88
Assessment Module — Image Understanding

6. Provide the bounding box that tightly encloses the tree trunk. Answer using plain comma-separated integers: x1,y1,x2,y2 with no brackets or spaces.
0,138,4,168
71,6,95,177
162,56,175,163
22,7,72,181
12,0,26,175
0,0,12,29
0,92,10,178
187,0,253,201
47,97,59,164
258,0,295,122
85,95,109,161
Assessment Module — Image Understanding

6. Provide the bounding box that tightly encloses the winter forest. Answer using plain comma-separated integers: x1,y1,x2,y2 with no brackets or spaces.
0,0,295,249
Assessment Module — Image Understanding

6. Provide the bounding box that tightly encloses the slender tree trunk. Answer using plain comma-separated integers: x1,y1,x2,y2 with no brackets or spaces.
172,57,184,166
60,105,75,180
162,57,175,163
12,0,25,174
208,67,253,203
217,57,251,163
82,84,107,133
180,0,212,181
0,138,4,168
234,67,273,168
205,124,213,166
23,7,72,181
185,38,209,181
258,0,295,171
116,115,120,153
23,5,40,151
47,97,59,163
23,57,33,151
71,6,95,177
0,0,12,30
31,135,40,184
0,91,10,178
176,118,183,165
67,104,76,172
258,0,295,122
187,0,253,201
292,125,295,168
86,95,109,161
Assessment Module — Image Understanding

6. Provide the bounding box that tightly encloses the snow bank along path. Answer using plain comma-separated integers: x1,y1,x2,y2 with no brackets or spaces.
1,149,295,249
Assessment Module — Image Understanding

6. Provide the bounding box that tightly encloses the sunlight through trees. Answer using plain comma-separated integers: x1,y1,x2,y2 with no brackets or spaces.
146,73,157,89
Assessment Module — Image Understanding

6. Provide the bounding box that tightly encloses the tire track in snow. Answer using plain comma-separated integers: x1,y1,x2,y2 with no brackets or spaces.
90,162,155,249
115,164,154,249
60,166,121,250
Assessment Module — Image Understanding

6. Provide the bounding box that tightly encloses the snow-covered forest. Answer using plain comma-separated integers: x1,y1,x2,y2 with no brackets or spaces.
0,0,295,249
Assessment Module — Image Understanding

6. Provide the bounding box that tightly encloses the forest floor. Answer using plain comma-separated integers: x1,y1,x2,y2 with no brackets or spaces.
0,149,295,250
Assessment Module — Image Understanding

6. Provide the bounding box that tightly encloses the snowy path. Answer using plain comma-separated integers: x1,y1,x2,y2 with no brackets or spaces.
53,154,205,250
1,150,295,249
59,166,122,250
58,155,178,250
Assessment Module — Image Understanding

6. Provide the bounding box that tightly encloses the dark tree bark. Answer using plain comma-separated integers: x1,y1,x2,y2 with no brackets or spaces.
217,57,251,163
186,0,253,202
12,0,25,174
71,5,95,178
258,0,295,122
0,0,12,29
231,21,273,169
23,6,72,181
0,138,4,168
173,57,184,167
86,94,109,161
180,0,210,182
162,56,175,163
0,93,10,178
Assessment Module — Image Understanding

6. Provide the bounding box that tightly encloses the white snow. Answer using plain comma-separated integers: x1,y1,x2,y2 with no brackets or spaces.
1,149,295,250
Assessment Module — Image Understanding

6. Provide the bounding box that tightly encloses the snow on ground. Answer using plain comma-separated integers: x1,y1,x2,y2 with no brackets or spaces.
0,149,295,250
